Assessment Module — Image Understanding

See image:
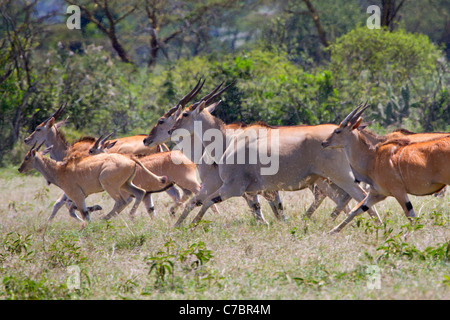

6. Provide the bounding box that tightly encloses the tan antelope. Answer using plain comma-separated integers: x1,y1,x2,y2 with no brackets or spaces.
18,143,167,222
166,84,380,227
89,134,201,217
144,81,290,224
322,103,450,233
23,104,180,221
144,81,353,223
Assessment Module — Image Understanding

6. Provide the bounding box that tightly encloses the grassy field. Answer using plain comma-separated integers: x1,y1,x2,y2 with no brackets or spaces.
0,167,449,300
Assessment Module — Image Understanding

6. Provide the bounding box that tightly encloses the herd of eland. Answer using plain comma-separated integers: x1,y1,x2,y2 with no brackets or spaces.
18,80,449,233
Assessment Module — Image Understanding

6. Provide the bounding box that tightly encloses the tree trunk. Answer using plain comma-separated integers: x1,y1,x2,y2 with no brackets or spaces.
110,34,133,64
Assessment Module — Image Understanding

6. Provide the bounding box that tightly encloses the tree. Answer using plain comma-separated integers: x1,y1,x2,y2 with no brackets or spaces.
0,0,46,161
380,0,407,30
142,0,242,67
329,27,446,130
65,0,137,64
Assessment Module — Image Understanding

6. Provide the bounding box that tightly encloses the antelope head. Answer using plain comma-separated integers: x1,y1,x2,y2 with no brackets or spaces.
18,142,52,173
88,133,117,155
24,103,67,146
322,102,370,149
143,79,206,148
168,81,233,136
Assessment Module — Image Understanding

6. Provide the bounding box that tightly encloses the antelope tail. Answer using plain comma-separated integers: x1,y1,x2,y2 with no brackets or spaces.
131,156,168,184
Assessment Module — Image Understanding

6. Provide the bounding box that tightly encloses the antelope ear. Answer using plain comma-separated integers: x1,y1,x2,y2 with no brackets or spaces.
42,145,53,156
174,105,183,118
352,117,363,130
105,140,117,149
46,117,55,128
55,117,69,129
356,121,373,131
206,100,221,114
196,101,206,114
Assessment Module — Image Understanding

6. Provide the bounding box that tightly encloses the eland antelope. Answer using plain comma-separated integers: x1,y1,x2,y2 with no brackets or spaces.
144,80,285,224
144,81,353,224
18,143,167,222
89,134,201,217
322,103,450,233
23,104,179,221
165,84,380,227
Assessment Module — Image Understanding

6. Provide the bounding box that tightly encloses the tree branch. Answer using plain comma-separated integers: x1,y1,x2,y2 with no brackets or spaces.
301,0,329,47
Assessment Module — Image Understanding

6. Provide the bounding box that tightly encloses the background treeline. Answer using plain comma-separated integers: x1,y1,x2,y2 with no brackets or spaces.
1,0,449,166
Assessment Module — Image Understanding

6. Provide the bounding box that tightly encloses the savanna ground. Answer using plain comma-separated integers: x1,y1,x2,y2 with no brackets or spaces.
0,167,449,300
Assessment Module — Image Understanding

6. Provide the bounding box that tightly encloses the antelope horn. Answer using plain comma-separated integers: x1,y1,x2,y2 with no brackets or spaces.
192,81,235,110
44,102,67,124
340,102,364,127
350,101,370,125
204,81,234,105
177,78,205,108
100,132,114,146
190,81,223,110
92,134,105,150
200,81,224,103
164,105,181,118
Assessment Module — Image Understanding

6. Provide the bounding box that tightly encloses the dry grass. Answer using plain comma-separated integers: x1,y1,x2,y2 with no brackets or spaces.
0,168,449,300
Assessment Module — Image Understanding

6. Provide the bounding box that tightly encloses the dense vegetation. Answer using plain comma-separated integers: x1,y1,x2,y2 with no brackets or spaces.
1,0,449,165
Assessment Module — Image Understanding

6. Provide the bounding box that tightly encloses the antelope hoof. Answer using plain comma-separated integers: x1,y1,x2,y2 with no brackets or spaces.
89,205,103,212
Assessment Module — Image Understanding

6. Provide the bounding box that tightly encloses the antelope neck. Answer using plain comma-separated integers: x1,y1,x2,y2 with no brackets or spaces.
47,127,69,161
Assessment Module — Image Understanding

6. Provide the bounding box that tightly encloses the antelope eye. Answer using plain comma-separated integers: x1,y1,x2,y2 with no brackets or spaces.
335,129,341,134
36,128,41,132
158,120,164,125
183,112,189,117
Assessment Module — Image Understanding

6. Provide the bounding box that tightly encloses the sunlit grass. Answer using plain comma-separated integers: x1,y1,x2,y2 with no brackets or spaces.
0,174,448,299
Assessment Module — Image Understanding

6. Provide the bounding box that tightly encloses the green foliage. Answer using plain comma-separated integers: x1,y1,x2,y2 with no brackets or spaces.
144,239,216,291
46,234,86,268
261,0,365,64
145,239,176,288
376,221,449,263
1,232,34,263
115,234,146,251
160,48,341,126
1,274,72,300
329,27,441,96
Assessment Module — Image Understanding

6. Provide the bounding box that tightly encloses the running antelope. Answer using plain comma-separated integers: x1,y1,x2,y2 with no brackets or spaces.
23,104,179,221
322,103,450,233
89,134,201,217
144,80,289,224
144,81,353,224
18,143,167,222
166,85,380,227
